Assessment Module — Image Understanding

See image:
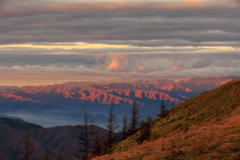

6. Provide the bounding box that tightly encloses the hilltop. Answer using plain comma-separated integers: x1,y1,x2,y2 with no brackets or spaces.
93,78,240,160
0,117,107,160
0,117,42,130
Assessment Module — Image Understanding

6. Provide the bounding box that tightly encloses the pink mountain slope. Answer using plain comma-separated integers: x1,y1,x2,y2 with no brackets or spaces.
0,77,233,105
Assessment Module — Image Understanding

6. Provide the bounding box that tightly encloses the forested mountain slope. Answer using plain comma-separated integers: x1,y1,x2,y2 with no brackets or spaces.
93,78,240,160
0,117,107,160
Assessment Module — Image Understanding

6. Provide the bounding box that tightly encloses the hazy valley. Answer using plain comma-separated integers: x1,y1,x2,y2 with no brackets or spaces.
0,77,234,128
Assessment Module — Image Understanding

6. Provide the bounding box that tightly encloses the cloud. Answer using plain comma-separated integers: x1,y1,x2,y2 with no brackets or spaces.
136,65,145,71
0,0,240,85
184,0,202,3
11,65,23,69
167,65,182,71
0,1,239,46
1,48,240,74
107,58,121,71
106,55,128,71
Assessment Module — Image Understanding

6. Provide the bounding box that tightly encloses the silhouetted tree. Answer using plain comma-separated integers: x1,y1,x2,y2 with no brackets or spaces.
43,149,50,160
74,104,95,160
57,152,62,160
156,100,167,118
120,113,128,141
90,136,102,157
145,115,153,140
20,123,37,160
104,101,119,153
137,116,152,144
128,100,141,136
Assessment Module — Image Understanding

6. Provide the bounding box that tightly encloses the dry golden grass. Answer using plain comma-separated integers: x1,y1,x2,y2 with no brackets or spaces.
93,116,240,160
92,79,240,160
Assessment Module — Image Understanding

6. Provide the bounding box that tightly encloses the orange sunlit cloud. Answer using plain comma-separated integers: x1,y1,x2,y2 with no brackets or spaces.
107,59,121,71
167,65,182,71
107,55,128,71
0,42,129,50
137,65,145,71
0,43,235,53
184,0,202,3
12,65,24,69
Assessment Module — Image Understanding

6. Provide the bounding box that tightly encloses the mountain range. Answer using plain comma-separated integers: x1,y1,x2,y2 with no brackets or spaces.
0,77,235,128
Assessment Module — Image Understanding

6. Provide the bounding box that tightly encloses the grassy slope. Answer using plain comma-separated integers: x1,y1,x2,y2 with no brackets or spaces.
93,79,240,160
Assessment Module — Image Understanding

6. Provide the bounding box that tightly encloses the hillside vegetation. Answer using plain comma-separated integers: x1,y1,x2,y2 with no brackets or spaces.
0,118,107,159
93,78,240,160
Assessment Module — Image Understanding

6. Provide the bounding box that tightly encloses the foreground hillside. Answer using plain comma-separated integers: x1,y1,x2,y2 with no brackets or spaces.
93,78,240,160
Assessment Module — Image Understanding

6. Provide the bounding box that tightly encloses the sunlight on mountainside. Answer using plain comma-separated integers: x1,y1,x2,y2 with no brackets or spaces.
93,78,240,160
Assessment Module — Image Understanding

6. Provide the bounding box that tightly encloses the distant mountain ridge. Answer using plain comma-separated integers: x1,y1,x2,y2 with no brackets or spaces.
0,86,20,90
0,77,235,128
52,81,98,87
6,77,233,105
0,117,42,130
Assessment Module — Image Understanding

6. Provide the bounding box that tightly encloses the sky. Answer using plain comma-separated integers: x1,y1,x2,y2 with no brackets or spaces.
0,0,240,86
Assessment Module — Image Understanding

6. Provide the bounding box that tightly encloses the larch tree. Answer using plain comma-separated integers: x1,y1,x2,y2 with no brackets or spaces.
104,101,119,153
128,100,141,136
57,152,62,160
20,123,37,160
156,100,167,118
120,113,128,141
137,115,153,144
43,149,50,160
74,104,96,160
90,136,102,157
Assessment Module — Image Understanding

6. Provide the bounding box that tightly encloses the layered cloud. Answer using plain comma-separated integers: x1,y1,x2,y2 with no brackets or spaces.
0,0,239,86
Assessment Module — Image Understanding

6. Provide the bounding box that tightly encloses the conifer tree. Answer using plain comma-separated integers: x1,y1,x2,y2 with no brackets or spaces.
156,100,167,118
137,116,152,144
128,100,141,136
104,101,119,153
145,115,153,141
91,136,102,157
43,149,50,160
20,123,37,160
120,113,127,141
74,104,95,160
57,152,62,160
